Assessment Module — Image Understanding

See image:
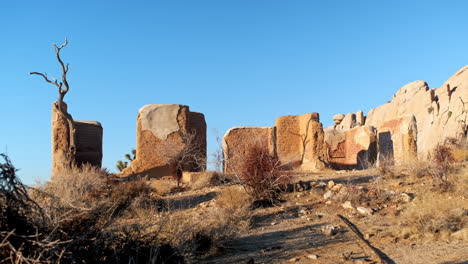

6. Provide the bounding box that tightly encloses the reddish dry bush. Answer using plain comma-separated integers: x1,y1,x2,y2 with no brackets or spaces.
237,141,291,203
431,144,456,189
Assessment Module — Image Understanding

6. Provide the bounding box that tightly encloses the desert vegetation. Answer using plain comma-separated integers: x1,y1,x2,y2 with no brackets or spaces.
1,140,467,263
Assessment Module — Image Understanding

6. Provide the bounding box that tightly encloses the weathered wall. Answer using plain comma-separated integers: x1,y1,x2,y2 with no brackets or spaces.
74,121,103,168
52,102,103,179
223,127,275,174
325,126,377,169
275,113,328,171
376,115,418,164
121,104,206,178
51,102,73,179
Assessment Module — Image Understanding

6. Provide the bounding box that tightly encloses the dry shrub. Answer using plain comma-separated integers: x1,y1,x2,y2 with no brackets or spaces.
34,163,108,208
147,186,251,257
377,156,396,178
237,140,291,203
16,159,182,263
398,192,468,241
110,178,153,202
185,171,231,191
150,178,179,196
431,144,455,189
406,160,433,179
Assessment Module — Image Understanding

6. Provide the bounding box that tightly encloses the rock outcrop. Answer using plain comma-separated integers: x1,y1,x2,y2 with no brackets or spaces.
366,66,468,158
274,113,328,171
335,113,357,130
223,127,275,173
121,104,206,178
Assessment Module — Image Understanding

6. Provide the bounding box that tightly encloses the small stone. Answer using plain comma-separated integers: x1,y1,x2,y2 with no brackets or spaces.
321,225,337,236
332,183,343,192
400,192,413,203
325,200,332,205
323,190,334,200
317,181,327,189
342,201,354,210
289,257,300,262
306,254,318,260
271,222,277,226
327,180,335,190
451,228,468,240
357,206,373,216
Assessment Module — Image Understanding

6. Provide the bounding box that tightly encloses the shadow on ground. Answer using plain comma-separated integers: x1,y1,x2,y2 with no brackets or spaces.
199,222,350,264
161,191,217,211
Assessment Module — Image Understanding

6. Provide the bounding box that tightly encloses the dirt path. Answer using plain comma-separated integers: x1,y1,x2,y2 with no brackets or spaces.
162,170,468,264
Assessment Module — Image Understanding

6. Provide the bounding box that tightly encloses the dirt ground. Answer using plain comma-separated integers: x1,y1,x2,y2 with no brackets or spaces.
159,168,468,264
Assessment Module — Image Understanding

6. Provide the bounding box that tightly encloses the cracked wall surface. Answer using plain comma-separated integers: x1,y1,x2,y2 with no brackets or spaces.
121,104,206,178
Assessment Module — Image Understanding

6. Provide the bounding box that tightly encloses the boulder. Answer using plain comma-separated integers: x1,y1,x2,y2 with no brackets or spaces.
275,113,328,171
355,110,365,126
222,126,275,174
121,104,206,178
333,114,345,125
366,66,468,158
335,113,357,130
325,126,377,169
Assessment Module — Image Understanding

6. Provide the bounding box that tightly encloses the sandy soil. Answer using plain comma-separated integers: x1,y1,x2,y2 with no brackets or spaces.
159,169,468,264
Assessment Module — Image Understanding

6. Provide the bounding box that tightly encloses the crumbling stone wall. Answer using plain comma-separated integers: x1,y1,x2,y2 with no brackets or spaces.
376,115,418,164
223,127,275,174
325,126,377,169
52,102,103,179
121,104,206,178
275,113,328,171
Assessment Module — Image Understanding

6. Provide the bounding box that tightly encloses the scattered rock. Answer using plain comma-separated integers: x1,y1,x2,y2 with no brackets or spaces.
321,225,338,236
399,192,413,203
317,181,327,189
331,183,343,192
364,233,375,240
306,254,318,260
451,228,468,240
323,190,334,200
327,180,335,190
342,201,354,210
357,206,373,216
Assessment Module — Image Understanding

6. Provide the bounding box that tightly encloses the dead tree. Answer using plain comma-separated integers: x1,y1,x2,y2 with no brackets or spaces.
29,39,77,166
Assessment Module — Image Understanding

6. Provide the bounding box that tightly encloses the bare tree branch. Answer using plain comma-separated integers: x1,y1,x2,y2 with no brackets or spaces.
29,38,70,107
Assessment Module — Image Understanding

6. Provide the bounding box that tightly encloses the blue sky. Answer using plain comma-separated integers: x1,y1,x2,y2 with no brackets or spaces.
1,1,468,184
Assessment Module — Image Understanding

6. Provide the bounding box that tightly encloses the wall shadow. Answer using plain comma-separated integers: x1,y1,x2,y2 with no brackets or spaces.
378,131,394,164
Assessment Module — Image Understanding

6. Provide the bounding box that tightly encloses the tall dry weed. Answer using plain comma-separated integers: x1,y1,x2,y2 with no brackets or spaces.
398,192,467,241
236,139,290,203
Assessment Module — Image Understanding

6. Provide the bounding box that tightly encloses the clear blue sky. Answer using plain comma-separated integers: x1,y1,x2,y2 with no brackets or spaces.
1,1,467,184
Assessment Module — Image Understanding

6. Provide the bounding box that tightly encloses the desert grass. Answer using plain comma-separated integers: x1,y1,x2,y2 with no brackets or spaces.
398,191,467,241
